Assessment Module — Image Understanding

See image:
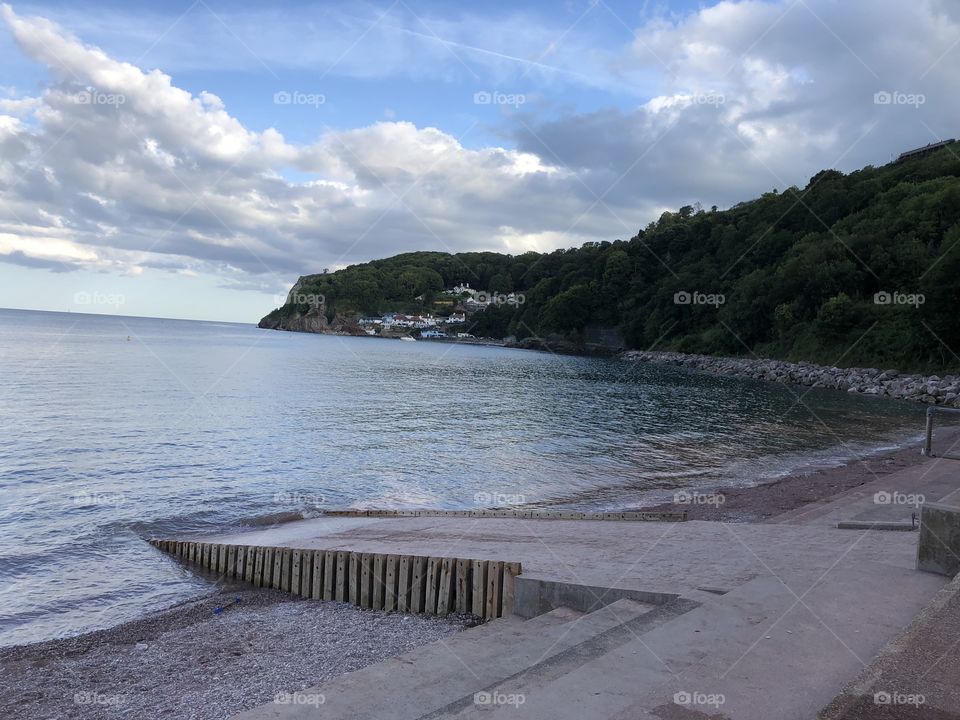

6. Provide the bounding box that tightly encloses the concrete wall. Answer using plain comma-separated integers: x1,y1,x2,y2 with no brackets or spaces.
512,577,679,618
917,502,960,577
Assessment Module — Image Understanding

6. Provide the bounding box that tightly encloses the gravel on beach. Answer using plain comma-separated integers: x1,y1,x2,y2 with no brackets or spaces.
0,584,477,720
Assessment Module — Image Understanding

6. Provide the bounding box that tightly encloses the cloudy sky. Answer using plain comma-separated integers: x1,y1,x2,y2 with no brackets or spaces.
0,0,957,322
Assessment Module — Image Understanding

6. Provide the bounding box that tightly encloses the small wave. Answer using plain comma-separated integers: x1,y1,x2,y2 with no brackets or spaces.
237,510,311,527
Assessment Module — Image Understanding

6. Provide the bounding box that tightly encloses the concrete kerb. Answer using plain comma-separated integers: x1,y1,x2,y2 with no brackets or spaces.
512,576,682,618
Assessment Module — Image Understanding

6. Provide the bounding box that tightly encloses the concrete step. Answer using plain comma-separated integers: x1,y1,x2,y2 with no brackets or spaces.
230,600,662,720
447,567,945,720
432,597,699,719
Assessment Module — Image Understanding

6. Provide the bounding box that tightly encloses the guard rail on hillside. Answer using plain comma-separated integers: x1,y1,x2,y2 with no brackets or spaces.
922,406,960,459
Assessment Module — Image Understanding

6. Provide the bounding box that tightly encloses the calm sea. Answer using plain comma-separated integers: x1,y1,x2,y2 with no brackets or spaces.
0,308,924,646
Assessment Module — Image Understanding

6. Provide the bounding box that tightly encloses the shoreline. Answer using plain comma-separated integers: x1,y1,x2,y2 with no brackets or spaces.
621,349,960,407
635,436,934,522
1,433,948,719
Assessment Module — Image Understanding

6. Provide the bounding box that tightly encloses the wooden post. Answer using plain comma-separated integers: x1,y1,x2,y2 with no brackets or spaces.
373,555,385,610
226,546,237,579
360,553,372,609
280,548,293,592
437,558,454,615
323,551,336,601
337,552,348,602
300,550,314,598
397,556,411,612
384,555,398,612
312,551,324,600
235,546,246,579
349,553,360,605
502,562,521,616
291,550,302,596
455,559,470,614
253,547,265,587
263,547,275,588
217,545,227,575
485,561,503,619
424,558,440,614
410,556,427,613
245,547,256,584
472,560,487,617
272,547,283,590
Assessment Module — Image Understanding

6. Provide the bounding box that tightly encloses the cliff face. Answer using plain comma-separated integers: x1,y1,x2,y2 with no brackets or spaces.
258,303,365,336
258,306,329,332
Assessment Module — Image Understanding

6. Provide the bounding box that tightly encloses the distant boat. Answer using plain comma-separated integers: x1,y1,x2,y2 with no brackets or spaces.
399,336,416,342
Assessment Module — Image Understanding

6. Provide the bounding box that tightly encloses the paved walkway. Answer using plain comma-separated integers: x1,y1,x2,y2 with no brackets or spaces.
197,456,960,719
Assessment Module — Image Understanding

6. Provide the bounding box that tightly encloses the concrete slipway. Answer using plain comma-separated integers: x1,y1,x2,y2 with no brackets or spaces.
154,456,960,720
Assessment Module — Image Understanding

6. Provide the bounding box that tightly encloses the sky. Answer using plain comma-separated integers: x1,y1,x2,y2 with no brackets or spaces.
0,0,957,322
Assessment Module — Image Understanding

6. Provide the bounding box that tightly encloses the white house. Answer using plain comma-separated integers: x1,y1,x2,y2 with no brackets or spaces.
448,283,475,297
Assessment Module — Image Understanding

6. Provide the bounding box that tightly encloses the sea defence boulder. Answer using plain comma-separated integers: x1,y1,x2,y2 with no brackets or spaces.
621,350,960,406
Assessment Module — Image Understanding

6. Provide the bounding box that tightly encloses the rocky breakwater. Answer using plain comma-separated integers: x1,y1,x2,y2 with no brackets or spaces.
620,351,960,407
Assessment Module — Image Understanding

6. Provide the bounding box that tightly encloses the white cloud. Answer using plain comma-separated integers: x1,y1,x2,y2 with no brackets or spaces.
534,0,960,200
0,4,609,288
2,0,960,305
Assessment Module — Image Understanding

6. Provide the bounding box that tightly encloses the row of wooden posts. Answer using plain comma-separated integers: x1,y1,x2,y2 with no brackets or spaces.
151,540,521,619
322,509,687,521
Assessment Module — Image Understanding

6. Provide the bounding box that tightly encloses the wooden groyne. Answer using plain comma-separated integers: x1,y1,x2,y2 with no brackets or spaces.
150,540,521,619
321,509,687,521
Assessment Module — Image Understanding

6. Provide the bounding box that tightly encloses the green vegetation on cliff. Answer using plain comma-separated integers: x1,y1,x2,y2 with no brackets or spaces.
262,145,960,371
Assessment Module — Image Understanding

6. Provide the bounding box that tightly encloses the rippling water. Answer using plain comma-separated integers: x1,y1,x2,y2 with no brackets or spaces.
0,308,924,645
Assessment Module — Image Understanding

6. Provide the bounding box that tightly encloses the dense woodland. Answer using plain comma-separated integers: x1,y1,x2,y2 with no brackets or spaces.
263,145,960,371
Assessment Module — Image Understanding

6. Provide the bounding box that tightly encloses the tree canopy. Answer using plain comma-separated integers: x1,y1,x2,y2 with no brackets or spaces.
262,145,960,371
